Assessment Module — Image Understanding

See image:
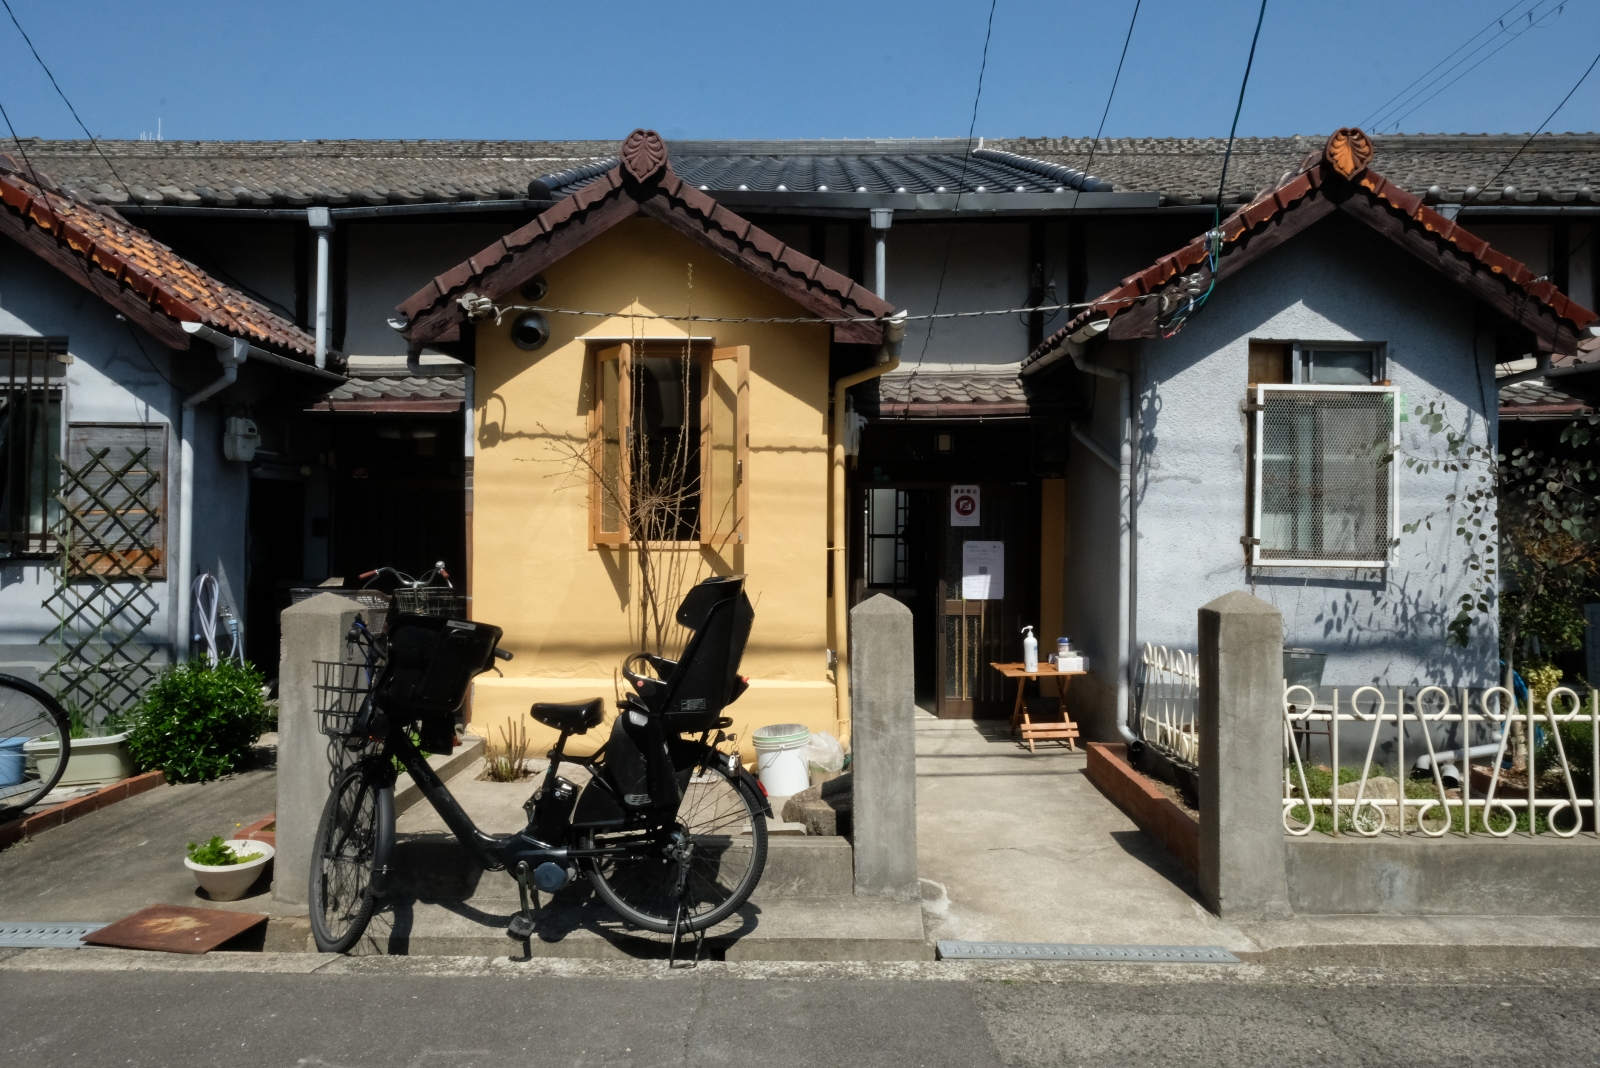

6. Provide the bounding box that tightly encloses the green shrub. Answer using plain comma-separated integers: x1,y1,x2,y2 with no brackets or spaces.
125,660,269,783
186,836,246,866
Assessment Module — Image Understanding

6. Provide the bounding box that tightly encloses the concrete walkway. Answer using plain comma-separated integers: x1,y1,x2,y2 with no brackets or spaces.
915,716,1253,951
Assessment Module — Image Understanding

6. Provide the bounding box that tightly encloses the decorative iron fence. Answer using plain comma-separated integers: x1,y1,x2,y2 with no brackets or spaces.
1283,684,1599,839
1137,643,1200,766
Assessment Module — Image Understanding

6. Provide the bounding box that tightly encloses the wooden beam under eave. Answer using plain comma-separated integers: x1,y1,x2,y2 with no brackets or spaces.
0,209,192,350
403,194,639,345
1337,195,1579,355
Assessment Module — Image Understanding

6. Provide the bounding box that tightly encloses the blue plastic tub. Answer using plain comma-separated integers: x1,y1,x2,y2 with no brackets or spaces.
0,736,28,787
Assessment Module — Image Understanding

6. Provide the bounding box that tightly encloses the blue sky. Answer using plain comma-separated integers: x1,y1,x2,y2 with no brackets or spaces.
0,0,1595,142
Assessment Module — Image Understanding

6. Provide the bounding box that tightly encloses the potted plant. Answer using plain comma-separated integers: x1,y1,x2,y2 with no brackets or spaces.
23,705,134,789
184,835,274,901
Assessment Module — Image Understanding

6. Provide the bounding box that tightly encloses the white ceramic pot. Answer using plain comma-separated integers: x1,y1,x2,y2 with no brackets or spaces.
185,839,274,902
24,732,135,787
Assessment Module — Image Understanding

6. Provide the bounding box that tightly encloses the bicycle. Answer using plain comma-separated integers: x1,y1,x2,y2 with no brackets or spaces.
358,561,465,619
307,574,770,956
0,674,72,822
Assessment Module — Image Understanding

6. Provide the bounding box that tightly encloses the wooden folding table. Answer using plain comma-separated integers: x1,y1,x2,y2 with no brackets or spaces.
991,662,1085,753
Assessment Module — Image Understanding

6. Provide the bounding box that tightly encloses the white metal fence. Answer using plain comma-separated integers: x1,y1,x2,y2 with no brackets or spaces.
1137,643,1200,766
1283,684,1599,839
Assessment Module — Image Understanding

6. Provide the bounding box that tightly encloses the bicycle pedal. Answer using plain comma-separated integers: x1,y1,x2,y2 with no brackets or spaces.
507,913,536,940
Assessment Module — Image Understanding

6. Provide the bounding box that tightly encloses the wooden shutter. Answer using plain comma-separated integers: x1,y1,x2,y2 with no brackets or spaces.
700,346,749,548
62,423,167,578
590,344,631,546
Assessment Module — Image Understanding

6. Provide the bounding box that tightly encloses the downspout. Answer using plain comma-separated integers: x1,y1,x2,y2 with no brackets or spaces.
832,310,907,745
175,324,249,663
869,209,892,299
1024,319,1138,745
308,207,332,370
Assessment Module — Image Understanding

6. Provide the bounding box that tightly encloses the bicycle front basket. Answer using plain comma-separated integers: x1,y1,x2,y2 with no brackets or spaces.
391,587,468,619
314,661,373,738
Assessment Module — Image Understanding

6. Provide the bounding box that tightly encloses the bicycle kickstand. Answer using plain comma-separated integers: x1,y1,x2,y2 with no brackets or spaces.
507,861,537,942
667,897,703,969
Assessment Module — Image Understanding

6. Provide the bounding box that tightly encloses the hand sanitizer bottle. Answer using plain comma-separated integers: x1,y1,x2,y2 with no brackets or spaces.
1022,625,1038,672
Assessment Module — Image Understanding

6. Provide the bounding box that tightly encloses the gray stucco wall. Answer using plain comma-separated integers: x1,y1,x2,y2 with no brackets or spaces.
1131,215,1498,691
0,240,250,679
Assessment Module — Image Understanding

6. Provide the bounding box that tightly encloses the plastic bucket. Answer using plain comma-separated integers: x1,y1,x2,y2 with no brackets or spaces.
752,723,812,797
0,737,26,787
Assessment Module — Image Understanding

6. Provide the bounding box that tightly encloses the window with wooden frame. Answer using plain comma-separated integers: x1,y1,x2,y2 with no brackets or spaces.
589,342,748,548
1,336,66,558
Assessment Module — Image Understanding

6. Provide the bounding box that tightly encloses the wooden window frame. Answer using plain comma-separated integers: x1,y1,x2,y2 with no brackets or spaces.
587,342,749,549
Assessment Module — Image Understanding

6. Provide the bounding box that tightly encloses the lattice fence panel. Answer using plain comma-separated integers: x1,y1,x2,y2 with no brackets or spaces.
41,435,166,726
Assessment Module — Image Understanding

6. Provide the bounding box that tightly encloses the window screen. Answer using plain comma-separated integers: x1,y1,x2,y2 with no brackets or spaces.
1250,386,1396,567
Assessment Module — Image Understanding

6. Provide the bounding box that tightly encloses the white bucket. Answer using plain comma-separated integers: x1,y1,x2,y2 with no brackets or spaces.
752,723,811,797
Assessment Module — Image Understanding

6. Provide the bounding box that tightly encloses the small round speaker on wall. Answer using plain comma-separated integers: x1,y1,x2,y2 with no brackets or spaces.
511,312,550,351
520,276,548,301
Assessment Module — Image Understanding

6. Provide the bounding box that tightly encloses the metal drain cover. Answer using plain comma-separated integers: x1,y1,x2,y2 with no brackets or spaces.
937,940,1240,963
0,922,109,948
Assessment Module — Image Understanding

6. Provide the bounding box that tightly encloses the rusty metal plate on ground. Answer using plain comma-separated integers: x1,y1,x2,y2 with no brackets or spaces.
81,905,266,954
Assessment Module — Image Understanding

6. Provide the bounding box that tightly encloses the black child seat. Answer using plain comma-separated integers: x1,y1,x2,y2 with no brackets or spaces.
531,698,605,734
374,614,504,751
604,575,755,812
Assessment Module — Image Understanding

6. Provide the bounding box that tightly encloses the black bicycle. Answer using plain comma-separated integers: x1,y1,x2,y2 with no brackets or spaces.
308,574,770,953
0,674,72,822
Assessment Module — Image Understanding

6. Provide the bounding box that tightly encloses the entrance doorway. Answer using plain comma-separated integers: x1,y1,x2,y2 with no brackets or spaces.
856,481,1038,718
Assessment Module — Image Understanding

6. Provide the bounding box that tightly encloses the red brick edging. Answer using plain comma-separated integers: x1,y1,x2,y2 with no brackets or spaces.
1084,742,1200,874
236,815,276,847
0,769,166,848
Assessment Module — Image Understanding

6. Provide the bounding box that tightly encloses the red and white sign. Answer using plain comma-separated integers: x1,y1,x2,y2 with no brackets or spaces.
950,485,980,527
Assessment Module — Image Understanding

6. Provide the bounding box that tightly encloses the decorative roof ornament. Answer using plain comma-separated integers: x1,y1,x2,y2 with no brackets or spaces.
620,129,669,186
1323,127,1374,179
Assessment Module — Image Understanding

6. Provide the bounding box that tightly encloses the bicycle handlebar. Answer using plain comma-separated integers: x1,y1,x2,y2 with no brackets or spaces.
494,648,513,662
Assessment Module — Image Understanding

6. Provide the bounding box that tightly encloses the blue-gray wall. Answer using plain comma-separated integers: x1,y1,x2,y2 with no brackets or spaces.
0,239,249,684
1065,214,1501,740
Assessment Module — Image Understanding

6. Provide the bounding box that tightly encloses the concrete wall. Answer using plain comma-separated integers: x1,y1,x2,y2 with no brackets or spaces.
1129,214,1499,691
0,239,250,680
1286,836,1600,915
880,221,1030,370
467,216,837,759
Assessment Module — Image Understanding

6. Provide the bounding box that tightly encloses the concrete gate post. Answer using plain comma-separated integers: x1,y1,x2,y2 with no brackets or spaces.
274,593,365,905
849,594,918,900
1198,590,1292,919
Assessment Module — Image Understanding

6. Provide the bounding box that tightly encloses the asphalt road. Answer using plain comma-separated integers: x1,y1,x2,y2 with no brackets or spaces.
4,955,1600,1067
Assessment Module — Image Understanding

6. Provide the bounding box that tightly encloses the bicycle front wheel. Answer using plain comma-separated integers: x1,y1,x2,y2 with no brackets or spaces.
586,761,768,934
309,759,390,953
0,673,71,822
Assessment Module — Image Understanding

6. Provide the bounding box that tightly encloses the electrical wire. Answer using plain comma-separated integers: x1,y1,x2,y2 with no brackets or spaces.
466,294,1159,328
1158,0,1268,339
901,0,1000,411
1,0,131,195
1082,0,1141,190
1482,44,1600,195
0,94,37,178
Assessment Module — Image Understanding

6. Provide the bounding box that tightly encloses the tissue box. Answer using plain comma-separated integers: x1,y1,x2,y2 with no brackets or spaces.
1056,655,1088,673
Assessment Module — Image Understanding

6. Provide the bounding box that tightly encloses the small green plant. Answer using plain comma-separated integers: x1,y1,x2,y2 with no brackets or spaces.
482,719,532,782
186,836,245,866
125,660,270,783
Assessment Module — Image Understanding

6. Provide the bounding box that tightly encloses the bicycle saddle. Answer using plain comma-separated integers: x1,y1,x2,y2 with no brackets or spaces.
531,698,605,734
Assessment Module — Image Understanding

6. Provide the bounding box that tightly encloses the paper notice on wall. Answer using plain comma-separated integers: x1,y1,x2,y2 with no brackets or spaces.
950,485,980,527
961,540,1005,600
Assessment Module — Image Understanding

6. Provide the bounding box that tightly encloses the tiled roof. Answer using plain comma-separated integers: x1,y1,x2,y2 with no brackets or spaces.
12,133,1594,206
397,130,898,348
1499,376,1596,419
870,370,1032,418
1028,129,1600,364
0,153,316,355
311,373,465,412
992,133,1599,204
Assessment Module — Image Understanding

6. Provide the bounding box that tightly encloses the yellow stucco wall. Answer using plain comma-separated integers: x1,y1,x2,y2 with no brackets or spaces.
467,216,835,760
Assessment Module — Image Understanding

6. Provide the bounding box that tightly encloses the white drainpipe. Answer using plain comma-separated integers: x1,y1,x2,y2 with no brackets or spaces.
308,207,332,370
869,209,892,299
174,325,249,662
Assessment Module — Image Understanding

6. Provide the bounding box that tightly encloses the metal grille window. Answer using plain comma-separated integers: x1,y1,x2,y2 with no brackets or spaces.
1249,384,1397,567
865,487,910,587
1,337,65,557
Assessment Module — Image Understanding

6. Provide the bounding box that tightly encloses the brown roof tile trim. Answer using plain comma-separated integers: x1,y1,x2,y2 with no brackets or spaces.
0,154,315,355
1029,128,1599,365
398,130,896,347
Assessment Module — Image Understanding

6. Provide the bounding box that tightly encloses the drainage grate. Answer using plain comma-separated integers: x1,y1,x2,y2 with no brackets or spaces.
937,940,1240,963
0,922,109,948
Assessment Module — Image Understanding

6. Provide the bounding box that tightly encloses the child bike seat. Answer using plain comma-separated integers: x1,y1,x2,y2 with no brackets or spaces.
531,698,605,734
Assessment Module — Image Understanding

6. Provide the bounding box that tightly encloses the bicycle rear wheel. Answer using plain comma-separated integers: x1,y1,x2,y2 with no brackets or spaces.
309,758,390,953
586,760,767,934
0,673,71,822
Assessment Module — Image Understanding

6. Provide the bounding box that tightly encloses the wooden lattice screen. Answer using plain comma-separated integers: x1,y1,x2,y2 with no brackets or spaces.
41,425,167,725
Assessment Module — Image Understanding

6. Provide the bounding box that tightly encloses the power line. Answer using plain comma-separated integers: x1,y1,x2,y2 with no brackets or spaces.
472,294,1161,327
904,0,1000,400
0,0,130,195
1484,45,1600,194
1082,0,1142,184
0,95,38,177
1359,0,1556,132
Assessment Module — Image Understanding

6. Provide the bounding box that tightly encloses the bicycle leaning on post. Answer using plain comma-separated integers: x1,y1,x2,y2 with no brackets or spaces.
307,573,769,956
0,674,72,822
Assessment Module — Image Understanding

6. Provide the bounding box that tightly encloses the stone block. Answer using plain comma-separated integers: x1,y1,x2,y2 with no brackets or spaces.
849,594,917,900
